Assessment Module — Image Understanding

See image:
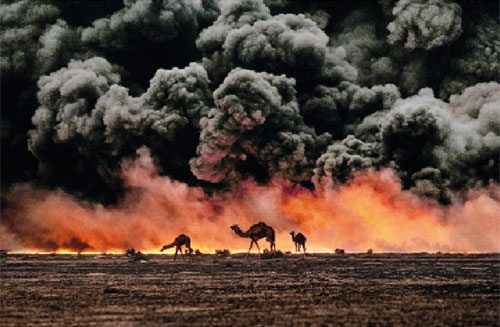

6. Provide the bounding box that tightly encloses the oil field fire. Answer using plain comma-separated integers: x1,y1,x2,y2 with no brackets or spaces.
1,0,499,325
2,148,499,254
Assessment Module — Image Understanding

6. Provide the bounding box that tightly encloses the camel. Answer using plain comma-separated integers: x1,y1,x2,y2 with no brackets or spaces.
230,222,276,257
160,234,193,261
290,231,307,254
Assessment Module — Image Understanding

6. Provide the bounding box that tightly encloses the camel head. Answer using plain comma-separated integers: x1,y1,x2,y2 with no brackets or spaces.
231,224,248,238
290,231,295,237
160,245,167,252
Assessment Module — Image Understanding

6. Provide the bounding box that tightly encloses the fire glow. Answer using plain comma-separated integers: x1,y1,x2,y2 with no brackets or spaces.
1,150,499,254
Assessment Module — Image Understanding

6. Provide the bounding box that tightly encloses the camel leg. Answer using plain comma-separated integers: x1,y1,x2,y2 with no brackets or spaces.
181,246,186,261
186,240,193,262
255,241,260,253
247,240,254,258
174,247,178,262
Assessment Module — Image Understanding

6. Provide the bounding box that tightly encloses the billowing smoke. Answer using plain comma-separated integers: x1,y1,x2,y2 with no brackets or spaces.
440,16,500,98
387,0,462,50
81,0,219,50
190,68,330,183
1,0,499,253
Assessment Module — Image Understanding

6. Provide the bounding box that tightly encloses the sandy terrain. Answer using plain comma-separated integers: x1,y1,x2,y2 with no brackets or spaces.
1,253,498,326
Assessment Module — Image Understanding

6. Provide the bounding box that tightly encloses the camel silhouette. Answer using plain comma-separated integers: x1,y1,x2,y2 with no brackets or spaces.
290,231,307,255
160,234,193,261
231,222,276,257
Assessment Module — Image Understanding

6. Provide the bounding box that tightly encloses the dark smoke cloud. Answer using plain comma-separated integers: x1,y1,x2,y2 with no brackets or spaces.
190,68,330,183
440,16,500,98
301,81,400,138
329,8,434,96
81,0,219,50
387,0,462,50
197,0,356,87
1,0,499,205
28,57,212,197
314,135,381,185
0,0,60,78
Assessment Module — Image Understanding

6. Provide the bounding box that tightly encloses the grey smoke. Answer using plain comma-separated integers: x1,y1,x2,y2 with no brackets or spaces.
440,16,500,99
387,0,462,50
197,0,356,85
1,0,498,205
301,81,400,137
190,68,330,183
81,0,219,51
0,0,60,77
28,57,212,187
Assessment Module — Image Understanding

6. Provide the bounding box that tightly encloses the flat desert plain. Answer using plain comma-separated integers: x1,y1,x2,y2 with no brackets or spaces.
1,253,498,326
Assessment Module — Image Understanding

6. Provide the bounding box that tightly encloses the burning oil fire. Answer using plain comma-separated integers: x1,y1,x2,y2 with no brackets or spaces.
1,149,499,254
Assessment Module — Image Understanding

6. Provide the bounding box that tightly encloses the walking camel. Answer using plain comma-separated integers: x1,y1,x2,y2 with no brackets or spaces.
230,222,276,257
160,234,193,261
290,231,307,255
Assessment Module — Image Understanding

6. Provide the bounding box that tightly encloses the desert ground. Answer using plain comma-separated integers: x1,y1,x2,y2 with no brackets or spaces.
1,253,498,326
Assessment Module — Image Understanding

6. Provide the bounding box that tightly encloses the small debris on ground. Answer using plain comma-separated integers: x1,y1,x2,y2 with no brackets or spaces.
103,286,119,294
335,249,345,255
124,248,136,257
261,250,284,259
129,251,149,263
216,249,230,257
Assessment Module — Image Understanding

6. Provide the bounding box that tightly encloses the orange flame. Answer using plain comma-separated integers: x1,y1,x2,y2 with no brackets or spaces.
1,150,499,254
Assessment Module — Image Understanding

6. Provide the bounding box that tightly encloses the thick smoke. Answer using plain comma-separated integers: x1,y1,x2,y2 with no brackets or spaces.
329,8,433,95
301,81,400,137
440,16,500,98
190,68,330,183
0,0,60,78
81,0,218,50
381,84,500,202
314,135,380,185
197,0,356,86
1,0,499,250
387,0,462,50
28,57,213,196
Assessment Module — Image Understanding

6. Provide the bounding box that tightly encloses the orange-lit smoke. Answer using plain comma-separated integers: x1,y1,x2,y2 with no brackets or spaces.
1,149,499,253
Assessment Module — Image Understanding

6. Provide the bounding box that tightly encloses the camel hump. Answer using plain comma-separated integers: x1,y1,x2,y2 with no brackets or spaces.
176,234,190,243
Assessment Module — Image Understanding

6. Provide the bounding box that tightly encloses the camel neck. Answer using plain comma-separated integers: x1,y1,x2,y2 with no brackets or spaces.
232,227,250,238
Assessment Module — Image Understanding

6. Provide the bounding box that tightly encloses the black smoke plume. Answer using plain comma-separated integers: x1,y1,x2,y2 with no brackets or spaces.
1,0,499,205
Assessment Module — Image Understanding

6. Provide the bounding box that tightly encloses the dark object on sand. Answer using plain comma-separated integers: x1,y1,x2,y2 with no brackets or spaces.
103,286,120,294
125,248,136,257
216,249,230,257
335,249,345,255
0,250,7,258
130,251,149,263
195,249,202,256
261,249,284,259
367,249,373,254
